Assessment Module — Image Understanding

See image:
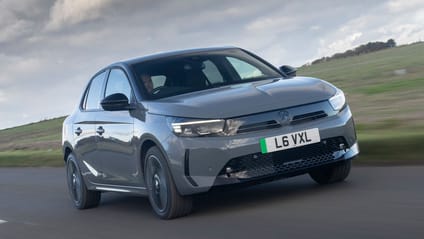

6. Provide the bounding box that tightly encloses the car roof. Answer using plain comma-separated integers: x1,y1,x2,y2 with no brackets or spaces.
112,46,240,66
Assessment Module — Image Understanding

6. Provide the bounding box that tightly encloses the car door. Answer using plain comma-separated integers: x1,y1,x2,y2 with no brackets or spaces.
95,68,138,186
73,71,107,184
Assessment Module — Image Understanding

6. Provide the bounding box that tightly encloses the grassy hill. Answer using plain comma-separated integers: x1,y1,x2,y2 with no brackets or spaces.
0,117,65,166
0,43,423,166
300,42,424,129
299,42,424,164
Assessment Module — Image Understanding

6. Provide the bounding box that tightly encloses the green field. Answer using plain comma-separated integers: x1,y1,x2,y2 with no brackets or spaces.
299,42,424,128
0,43,423,166
0,117,65,167
299,42,424,164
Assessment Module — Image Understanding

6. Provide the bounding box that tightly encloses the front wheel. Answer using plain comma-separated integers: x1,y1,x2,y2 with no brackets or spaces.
309,160,351,184
66,153,101,209
144,146,192,219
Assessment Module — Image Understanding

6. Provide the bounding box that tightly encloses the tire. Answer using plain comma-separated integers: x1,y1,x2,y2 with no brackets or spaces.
144,146,192,219
309,160,351,185
66,153,101,209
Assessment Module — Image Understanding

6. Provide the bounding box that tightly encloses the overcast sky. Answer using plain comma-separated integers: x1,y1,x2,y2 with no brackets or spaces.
1,0,423,129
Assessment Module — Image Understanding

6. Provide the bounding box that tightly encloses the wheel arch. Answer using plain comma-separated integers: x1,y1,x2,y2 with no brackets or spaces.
139,134,169,178
63,142,74,162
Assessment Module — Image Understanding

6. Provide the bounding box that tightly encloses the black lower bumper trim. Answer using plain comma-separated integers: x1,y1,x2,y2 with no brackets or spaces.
217,136,348,181
184,149,198,187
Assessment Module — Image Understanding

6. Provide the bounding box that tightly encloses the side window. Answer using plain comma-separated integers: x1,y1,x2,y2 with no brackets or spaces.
151,75,166,88
227,57,264,80
105,69,132,100
202,60,224,84
84,72,106,110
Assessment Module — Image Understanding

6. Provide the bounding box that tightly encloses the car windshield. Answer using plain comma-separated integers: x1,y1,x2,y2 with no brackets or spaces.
131,49,282,99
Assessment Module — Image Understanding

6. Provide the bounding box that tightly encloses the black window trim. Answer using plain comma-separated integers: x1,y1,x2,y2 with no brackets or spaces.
80,69,109,112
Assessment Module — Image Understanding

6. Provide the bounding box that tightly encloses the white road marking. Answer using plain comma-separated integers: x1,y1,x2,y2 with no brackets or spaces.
0,219,7,224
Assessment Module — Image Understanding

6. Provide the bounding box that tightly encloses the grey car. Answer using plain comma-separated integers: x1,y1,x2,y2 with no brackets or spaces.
62,47,359,219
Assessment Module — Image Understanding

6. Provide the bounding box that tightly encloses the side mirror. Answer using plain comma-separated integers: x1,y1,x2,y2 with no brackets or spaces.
279,65,297,78
101,93,133,111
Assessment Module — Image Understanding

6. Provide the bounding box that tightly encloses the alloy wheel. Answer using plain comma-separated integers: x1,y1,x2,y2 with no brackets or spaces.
146,155,169,213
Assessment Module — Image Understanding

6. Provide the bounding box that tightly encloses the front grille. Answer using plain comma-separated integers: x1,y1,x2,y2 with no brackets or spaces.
292,111,327,124
234,109,329,134
219,137,347,179
237,120,281,134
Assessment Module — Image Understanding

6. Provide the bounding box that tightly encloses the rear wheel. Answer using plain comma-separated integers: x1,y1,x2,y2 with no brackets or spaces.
144,146,192,219
66,153,101,209
309,160,351,184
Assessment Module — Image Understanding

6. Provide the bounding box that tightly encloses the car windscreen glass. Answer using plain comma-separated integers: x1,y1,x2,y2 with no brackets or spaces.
131,49,282,99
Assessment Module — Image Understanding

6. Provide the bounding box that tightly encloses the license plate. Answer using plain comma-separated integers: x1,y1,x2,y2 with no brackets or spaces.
260,128,320,154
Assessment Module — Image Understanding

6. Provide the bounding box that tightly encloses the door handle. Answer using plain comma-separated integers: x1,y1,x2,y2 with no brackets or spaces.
74,127,82,136
96,126,105,135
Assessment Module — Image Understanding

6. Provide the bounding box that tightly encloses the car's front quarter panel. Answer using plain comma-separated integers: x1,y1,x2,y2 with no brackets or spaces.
133,111,179,180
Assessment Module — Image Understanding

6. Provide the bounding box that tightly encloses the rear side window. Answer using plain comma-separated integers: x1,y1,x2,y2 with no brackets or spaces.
84,72,106,110
151,75,166,88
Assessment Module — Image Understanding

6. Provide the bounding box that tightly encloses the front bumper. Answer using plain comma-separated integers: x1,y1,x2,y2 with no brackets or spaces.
164,103,359,195
213,140,358,186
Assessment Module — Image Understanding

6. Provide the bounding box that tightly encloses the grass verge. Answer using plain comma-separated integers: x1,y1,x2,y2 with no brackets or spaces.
0,150,64,167
354,132,424,165
1,131,423,167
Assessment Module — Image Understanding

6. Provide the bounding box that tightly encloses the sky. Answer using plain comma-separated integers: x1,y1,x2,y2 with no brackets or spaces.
1,0,424,129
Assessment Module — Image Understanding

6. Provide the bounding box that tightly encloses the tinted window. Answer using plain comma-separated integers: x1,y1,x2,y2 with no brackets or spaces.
105,69,132,100
85,72,106,110
132,49,281,99
151,75,166,88
227,57,264,80
202,60,224,84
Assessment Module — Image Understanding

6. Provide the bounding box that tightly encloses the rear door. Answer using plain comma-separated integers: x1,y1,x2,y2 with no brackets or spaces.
73,71,107,184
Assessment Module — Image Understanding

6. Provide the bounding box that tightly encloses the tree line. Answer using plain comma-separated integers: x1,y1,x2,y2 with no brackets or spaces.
310,39,396,65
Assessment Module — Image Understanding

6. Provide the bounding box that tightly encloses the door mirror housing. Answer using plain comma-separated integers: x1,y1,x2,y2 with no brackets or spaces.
279,65,297,78
101,93,134,111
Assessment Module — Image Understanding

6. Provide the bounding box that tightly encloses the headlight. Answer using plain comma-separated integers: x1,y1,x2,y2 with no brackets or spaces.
329,89,346,111
169,118,225,137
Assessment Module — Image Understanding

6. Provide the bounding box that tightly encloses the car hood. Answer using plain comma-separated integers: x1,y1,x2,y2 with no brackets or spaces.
143,77,336,119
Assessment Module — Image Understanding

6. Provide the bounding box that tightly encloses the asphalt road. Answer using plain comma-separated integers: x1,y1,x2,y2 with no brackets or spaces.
0,166,423,239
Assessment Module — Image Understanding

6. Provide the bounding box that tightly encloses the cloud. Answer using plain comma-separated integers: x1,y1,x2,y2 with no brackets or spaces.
0,19,34,43
0,56,43,88
310,1,424,62
0,90,6,103
45,0,112,31
246,16,296,32
310,25,321,31
0,0,45,43
319,32,363,57
378,7,424,43
311,13,370,59
1,0,424,129
386,0,424,12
